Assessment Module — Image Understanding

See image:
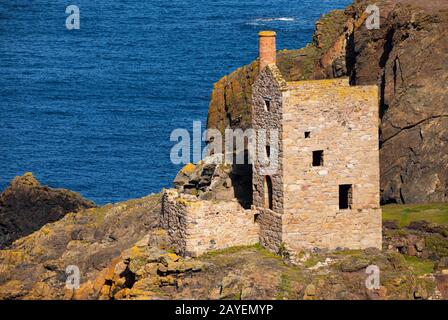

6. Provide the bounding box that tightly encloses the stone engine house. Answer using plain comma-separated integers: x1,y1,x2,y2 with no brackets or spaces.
253,31,382,253
161,31,382,257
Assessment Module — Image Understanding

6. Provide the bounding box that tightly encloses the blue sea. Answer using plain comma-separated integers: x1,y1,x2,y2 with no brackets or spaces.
0,0,351,204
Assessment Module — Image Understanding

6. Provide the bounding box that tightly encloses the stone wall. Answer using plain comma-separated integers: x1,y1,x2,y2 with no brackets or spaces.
251,65,285,212
252,66,382,254
281,78,382,251
256,207,283,253
161,189,188,253
251,65,286,252
161,189,259,257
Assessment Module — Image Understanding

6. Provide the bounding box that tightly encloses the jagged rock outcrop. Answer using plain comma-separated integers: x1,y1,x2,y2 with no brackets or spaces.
75,228,448,300
0,193,160,299
206,0,448,204
0,173,95,248
172,154,252,208
0,185,447,299
83,233,205,300
347,1,448,204
172,155,234,201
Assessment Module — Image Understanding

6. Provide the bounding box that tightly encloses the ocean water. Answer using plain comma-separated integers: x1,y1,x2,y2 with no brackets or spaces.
0,0,351,204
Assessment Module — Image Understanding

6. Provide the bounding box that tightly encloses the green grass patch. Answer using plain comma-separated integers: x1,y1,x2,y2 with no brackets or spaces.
253,243,282,260
382,203,448,227
199,244,259,259
402,255,435,276
425,234,448,258
275,269,305,300
199,243,282,260
303,255,320,268
331,249,364,256
276,273,292,300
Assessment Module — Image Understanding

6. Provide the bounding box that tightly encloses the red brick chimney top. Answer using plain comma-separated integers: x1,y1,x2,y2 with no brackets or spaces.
258,31,276,72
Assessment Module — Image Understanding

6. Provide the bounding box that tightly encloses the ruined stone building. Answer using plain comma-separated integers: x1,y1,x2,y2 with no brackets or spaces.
161,31,382,257
253,31,382,253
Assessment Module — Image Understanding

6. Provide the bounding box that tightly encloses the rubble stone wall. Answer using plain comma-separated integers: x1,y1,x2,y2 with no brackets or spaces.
162,189,259,257
256,207,282,253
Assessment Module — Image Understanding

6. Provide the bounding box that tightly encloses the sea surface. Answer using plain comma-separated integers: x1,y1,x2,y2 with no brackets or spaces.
0,0,351,204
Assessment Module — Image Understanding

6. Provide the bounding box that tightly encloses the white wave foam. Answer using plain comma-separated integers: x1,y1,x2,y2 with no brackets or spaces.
254,17,295,22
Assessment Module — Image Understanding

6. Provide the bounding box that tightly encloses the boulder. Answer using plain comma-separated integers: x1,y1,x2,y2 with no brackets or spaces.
173,163,197,189
0,173,95,248
303,284,316,300
340,257,371,272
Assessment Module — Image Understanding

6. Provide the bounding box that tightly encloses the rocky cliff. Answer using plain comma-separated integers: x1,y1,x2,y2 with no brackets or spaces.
0,173,95,248
0,175,447,300
0,178,160,299
207,0,448,204
1,191,447,299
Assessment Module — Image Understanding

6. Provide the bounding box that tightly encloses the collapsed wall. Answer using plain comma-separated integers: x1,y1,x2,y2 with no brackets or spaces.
161,189,259,257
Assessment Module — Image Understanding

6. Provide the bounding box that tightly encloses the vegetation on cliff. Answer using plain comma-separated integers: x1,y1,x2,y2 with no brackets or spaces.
0,173,447,300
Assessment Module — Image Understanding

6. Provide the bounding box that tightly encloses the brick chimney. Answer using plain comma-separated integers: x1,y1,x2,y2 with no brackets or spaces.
258,31,276,71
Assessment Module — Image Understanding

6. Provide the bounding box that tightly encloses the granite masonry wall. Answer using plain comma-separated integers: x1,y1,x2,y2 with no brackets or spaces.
251,65,285,212
256,207,283,253
251,65,286,253
280,78,382,251
161,189,259,257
